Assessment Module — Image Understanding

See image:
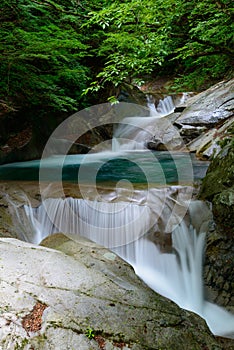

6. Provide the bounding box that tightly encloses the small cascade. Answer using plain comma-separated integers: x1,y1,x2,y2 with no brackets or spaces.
114,222,205,314
146,95,175,117
112,116,158,151
112,95,177,151
156,95,175,116
115,222,234,339
6,194,41,242
24,197,153,246
146,95,158,116
19,195,234,339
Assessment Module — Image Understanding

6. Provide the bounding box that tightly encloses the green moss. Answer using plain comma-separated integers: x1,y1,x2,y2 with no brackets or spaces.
212,188,234,233
15,339,29,350
199,142,234,235
199,143,234,200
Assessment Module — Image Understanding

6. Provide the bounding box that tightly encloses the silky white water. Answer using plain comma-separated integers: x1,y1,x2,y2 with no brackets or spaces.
112,94,186,151
16,193,234,339
112,95,175,151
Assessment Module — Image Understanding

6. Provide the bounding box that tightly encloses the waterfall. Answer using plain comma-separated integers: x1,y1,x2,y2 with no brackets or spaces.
146,94,158,115
112,95,175,151
113,223,205,313
112,94,182,151
155,95,175,116
146,95,175,117
112,116,160,151
25,197,153,247
17,192,234,339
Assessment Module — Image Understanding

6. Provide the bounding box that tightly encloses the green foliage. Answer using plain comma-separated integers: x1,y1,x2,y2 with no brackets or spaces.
84,0,234,93
170,55,233,91
85,328,95,339
0,0,90,114
107,95,119,104
0,0,233,118
83,0,171,92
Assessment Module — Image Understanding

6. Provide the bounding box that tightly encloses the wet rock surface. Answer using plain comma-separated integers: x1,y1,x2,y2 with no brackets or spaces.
0,234,232,349
145,117,184,151
199,142,234,232
186,116,234,159
175,79,234,127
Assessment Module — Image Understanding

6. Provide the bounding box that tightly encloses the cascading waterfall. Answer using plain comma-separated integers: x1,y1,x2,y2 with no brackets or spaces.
112,116,162,151
146,95,175,117
112,94,181,151
4,95,234,340
24,197,153,247
146,94,158,115
18,192,234,339
112,96,174,151
155,95,175,116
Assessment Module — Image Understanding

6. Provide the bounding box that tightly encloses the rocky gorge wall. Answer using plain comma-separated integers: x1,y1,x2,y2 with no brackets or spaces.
199,141,234,313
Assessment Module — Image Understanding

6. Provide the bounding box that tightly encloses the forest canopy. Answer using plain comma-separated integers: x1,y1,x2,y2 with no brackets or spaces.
0,0,233,116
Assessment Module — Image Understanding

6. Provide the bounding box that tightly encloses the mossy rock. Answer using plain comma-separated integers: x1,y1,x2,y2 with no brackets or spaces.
212,188,234,236
199,143,234,201
199,141,234,236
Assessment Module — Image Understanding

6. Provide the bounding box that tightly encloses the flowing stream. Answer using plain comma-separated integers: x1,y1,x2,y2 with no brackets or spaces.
1,97,234,339
18,193,234,339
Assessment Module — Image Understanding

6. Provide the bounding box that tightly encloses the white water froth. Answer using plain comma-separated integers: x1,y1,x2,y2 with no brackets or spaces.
19,196,234,339
112,94,183,151
112,95,175,151
147,95,175,117
112,116,163,151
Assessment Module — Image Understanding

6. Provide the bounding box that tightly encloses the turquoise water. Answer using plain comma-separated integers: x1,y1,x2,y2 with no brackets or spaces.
0,151,208,184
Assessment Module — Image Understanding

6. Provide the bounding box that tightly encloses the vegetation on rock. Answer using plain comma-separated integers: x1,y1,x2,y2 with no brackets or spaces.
199,141,234,235
200,140,234,312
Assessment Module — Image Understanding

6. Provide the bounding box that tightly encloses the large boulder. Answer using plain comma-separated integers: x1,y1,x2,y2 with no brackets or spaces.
186,115,234,159
145,117,184,151
175,79,234,127
0,125,43,165
146,79,233,155
166,79,234,157
0,234,232,349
